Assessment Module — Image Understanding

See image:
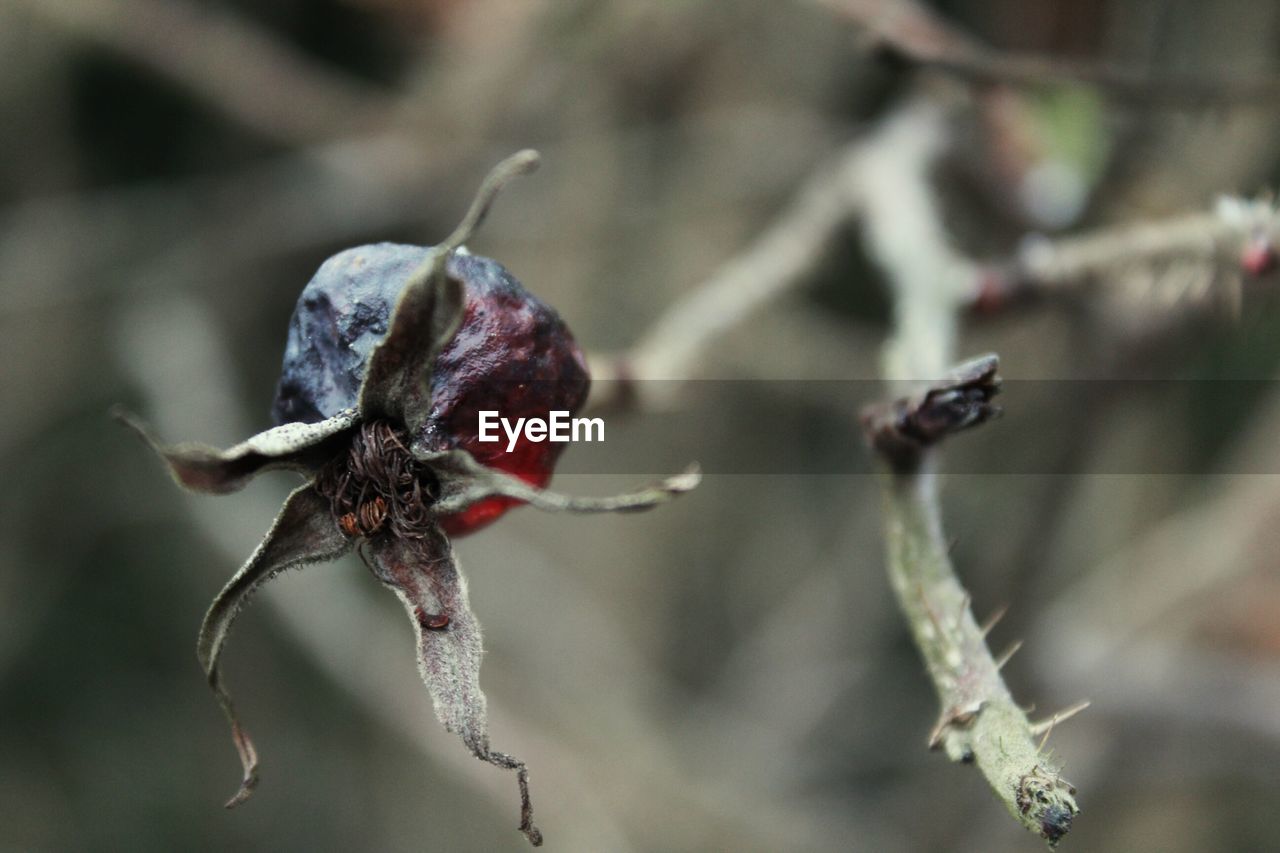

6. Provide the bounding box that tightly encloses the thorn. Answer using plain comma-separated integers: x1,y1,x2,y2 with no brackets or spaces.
995,639,1024,670
1036,715,1056,753
920,583,945,637
980,603,1009,637
927,702,983,750
927,718,947,750
957,591,972,630
1029,700,1091,737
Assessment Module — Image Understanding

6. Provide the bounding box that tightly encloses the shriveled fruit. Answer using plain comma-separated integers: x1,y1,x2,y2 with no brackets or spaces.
273,244,590,534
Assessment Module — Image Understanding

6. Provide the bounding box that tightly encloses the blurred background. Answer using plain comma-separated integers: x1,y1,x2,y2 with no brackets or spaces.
4,0,1280,850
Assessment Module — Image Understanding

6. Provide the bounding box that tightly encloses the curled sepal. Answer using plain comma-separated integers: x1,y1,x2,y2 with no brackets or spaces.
196,484,352,807
368,531,543,846
114,406,358,494
358,150,542,432
419,449,701,516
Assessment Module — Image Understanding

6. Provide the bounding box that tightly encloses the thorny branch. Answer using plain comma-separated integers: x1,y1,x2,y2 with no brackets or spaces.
878,466,1077,845
1036,369,1280,679
594,94,1094,844
858,100,1079,846
813,0,1280,105
575,95,1272,848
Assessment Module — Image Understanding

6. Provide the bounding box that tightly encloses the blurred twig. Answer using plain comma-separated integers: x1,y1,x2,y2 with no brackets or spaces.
587,109,1278,416
0,133,457,315
1,107,831,318
813,0,1280,105
1052,639,1280,746
586,145,864,409
17,0,399,143
1002,199,1276,299
1036,368,1280,680
586,100,958,409
861,99,1078,845
970,197,1279,340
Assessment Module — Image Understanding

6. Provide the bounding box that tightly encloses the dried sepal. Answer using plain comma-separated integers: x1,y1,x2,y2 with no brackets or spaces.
419,448,701,516
115,406,358,494
368,530,543,846
359,150,541,433
355,253,465,430
196,484,352,807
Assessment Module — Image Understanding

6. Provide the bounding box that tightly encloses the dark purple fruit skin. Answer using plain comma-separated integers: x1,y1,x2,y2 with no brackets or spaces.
273,243,590,534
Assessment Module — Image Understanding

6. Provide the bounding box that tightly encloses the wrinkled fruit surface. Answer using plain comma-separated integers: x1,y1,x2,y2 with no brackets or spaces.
274,244,590,535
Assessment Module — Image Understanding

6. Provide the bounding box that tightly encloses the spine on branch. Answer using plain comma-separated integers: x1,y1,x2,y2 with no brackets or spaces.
865,354,1080,847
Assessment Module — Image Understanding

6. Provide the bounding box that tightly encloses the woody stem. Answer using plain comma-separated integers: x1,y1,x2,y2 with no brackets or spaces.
863,97,1078,846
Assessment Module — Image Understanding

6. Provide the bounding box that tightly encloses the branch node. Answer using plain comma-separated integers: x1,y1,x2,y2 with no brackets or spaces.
927,701,985,751
862,353,1002,471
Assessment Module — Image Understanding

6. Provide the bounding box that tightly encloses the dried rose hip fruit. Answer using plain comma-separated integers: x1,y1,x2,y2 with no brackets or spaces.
273,243,590,536
117,151,699,847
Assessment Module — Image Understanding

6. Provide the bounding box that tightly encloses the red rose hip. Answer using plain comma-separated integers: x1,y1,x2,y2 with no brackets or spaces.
272,244,590,534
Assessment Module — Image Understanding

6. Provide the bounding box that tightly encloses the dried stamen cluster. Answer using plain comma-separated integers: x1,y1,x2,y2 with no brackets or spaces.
314,420,441,540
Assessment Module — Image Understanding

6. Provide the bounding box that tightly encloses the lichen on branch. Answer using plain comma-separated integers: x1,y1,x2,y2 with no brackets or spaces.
878,462,1078,845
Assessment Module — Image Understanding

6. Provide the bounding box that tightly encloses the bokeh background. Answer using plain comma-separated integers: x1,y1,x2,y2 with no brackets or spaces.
4,1,1280,850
